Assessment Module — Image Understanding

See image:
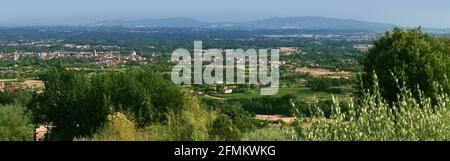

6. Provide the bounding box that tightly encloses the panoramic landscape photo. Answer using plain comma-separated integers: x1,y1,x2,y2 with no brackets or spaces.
0,0,449,141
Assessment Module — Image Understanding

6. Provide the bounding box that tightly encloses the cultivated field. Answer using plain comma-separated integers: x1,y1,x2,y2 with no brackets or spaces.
295,67,353,79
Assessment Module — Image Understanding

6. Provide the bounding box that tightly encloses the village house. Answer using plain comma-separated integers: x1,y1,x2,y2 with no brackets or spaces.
223,87,233,94
34,124,49,141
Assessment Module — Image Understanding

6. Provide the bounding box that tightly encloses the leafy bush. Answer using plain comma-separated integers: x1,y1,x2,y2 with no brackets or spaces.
293,76,450,141
88,112,137,141
202,100,262,133
234,94,295,115
306,78,332,92
294,99,351,118
165,92,215,141
78,92,215,141
306,77,349,94
327,87,343,94
209,114,240,141
241,127,295,141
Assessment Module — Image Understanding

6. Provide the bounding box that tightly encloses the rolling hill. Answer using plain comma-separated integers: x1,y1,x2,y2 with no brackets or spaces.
90,16,396,32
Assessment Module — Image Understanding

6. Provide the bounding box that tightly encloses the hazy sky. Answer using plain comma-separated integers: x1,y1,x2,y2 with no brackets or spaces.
1,0,449,28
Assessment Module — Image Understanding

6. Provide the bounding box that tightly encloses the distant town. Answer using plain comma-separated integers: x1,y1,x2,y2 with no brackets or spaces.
0,49,148,66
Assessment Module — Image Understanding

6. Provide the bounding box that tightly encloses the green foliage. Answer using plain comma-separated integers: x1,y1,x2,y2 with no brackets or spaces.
0,90,33,106
0,105,33,141
307,77,332,92
293,77,450,141
92,69,184,127
209,114,240,141
202,99,262,133
362,27,450,103
165,92,215,141
306,77,353,94
0,56,92,68
234,94,295,115
294,99,351,118
220,105,261,133
89,112,137,141
18,56,45,66
28,66,109,140
241,127,295,141
135,125,171,141
77,94,215,141
44,57,91,67
29,66,184,140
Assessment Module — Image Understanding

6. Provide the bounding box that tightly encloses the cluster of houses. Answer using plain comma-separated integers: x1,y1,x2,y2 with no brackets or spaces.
0,50,148,66
0,52,22,61
91,51,148,66
173,48,287,68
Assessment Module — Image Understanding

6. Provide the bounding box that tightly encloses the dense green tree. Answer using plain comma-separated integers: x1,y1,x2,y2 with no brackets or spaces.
28,66,109,140
18,56,44,66
220,104,261,133
0,90,33,106
93,69,184,126
307,78,332,92
209,114,240,141
28,66,185,140
201,99,263,133
0,105,33,141
236,94,295,115
362,28,450,103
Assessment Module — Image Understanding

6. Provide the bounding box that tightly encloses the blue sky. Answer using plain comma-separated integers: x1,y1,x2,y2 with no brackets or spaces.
1,0,449,28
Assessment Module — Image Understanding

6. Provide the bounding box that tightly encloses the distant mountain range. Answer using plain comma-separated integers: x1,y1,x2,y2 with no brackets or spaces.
92,18,208,28
90,16,402,32
0,17,447,33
